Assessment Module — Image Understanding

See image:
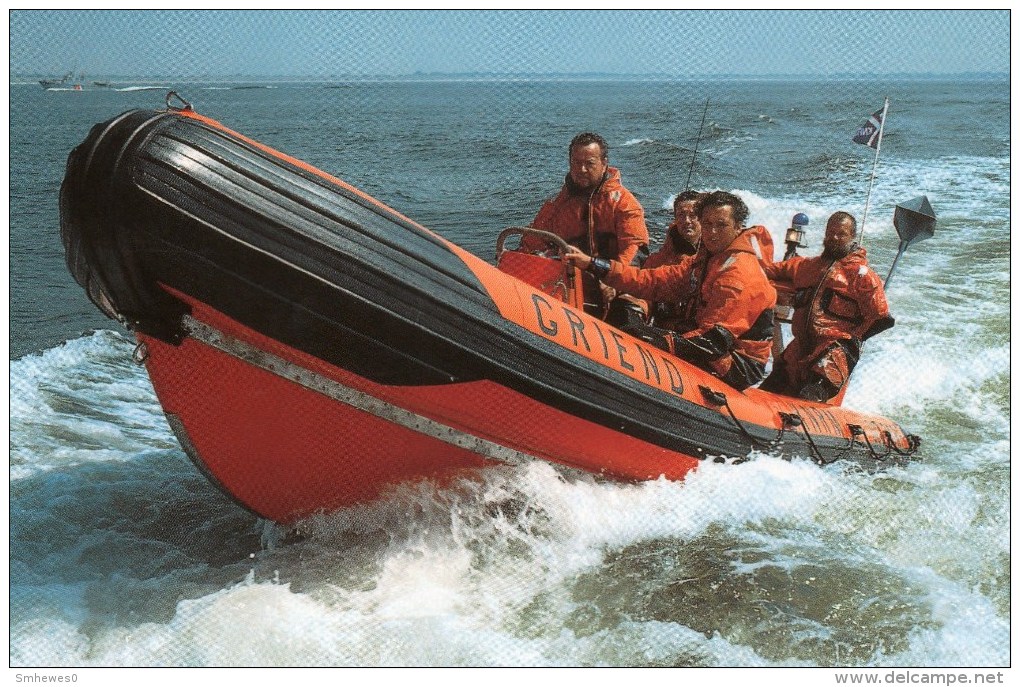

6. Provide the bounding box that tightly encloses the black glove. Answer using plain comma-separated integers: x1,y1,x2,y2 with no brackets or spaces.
606,305,674,354
672,325,735,365
605,298,647,329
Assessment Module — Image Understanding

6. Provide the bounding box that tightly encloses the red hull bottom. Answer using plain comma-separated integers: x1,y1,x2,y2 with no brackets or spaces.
141,294,700,522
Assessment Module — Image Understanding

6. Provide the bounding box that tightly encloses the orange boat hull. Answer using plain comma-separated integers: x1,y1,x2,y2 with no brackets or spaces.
60,106,920,523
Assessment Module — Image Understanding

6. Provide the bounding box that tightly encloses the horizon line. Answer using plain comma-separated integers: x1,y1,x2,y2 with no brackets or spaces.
11,70,1009,82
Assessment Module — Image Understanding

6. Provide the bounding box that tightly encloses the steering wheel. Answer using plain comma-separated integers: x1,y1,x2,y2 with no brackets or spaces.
494,226,571,260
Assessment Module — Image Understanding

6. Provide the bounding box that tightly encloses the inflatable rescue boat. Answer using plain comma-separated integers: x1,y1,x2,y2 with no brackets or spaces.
60,97,921,523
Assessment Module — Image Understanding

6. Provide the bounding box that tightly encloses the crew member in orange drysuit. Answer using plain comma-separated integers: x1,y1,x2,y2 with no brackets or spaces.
645,190,705,269
565,191,777,391
642,190,775,332
521,132,649,314
637,190,705,331
760,211,893,403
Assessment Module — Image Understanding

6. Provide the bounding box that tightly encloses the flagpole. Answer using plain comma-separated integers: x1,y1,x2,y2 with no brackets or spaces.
859,96,889,246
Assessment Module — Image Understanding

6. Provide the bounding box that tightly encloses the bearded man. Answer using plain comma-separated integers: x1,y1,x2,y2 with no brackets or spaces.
760,211,894,403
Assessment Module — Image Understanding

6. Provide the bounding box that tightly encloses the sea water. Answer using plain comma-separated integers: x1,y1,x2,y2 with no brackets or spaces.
9,77,1009,666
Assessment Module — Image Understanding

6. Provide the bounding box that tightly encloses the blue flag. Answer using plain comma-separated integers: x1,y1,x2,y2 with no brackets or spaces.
853,107,885,149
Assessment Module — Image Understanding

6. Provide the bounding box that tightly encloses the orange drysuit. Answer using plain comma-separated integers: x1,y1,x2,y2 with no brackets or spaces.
643,225,774,332
602,229,777,390
762,246,891,402
523,167,649,266
644,222,699,269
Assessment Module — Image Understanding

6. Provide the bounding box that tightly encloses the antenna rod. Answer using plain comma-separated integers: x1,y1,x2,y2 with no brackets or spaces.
684,98,710,191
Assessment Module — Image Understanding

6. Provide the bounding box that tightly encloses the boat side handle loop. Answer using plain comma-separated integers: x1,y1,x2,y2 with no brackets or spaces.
775,411,828,464
780,412,803,428
166,91,194,112
774,411,800,446
796,420,830,465
698,385,727,407
839,423,865,452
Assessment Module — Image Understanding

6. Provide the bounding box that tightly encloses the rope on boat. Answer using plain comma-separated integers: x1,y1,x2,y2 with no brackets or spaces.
860,428,894,461
884,430,922,457
698,385,778,456
699,386,920,467
788,414,829,465
775,412,810,454
856,428,920,462
832,423,868,461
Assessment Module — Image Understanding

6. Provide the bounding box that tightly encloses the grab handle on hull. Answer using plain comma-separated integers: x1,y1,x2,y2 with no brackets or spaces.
166,91,194,112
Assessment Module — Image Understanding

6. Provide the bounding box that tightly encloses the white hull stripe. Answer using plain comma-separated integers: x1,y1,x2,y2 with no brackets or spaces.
180,315,537,467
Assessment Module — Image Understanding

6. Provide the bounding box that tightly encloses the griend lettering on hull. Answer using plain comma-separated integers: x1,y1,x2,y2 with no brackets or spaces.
798,405,843,436
799,404,901,441
530,293,684,398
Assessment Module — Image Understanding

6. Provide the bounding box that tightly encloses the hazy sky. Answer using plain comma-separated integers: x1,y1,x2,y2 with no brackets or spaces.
10,10,1010,78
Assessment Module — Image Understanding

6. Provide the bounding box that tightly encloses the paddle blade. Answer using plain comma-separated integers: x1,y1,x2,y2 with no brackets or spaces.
893,195,937,248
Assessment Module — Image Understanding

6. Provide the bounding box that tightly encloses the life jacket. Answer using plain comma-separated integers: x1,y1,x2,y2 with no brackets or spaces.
743,224,776,265
523,167,649,266
688,229,777,370
643,224,774,335
765,246,889,357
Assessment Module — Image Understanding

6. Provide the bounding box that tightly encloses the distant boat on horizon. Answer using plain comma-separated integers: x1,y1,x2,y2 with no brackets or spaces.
39,71,78,89
39,71,113,90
